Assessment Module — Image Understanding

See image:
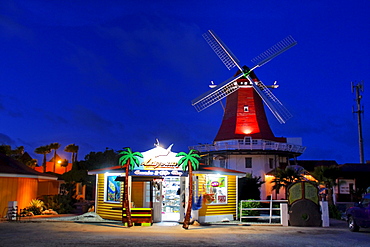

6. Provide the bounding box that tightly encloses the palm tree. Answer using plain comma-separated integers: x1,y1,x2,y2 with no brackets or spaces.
49,142,61,173
176,149,201,230
64,144,79,163
119,147,143,227
311,165,341,205
271,166,306,199
34,145,52,172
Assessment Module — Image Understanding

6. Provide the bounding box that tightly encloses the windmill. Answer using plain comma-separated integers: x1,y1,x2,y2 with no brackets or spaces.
192,30,297,142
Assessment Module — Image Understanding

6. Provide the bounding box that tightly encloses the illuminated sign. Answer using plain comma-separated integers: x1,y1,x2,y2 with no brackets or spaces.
131,143,185,177
130,169,188,177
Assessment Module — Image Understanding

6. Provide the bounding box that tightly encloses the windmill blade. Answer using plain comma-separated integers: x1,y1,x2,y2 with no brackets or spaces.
191,74,244,112
251,35,297,68
203,30,243,71
247,75,293,124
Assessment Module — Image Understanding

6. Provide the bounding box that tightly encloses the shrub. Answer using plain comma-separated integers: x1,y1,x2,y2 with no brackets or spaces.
42,194,75,214
239,200,261,218
329,204,342,219
25,199,45,215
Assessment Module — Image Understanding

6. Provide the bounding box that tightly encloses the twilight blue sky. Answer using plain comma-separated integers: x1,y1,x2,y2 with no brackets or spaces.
0,1,369,165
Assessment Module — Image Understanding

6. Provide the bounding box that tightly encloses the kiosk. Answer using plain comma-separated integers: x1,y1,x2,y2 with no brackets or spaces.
88,144,244,224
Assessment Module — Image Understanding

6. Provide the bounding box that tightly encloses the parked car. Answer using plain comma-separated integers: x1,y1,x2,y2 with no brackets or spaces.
346,193,370,232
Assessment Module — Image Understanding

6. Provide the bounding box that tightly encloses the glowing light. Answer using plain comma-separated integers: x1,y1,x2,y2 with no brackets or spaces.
242,127,253,135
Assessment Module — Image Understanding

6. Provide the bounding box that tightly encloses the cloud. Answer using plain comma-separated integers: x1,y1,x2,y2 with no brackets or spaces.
0,133,16,145
71,105,118,133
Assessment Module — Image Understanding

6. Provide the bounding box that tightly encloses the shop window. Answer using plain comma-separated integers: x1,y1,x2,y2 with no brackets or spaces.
204,175,227,204
105,173,121,203
245,157,252,168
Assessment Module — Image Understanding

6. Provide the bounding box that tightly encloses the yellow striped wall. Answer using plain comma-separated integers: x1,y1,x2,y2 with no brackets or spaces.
198,174,237,218
96,173,123,221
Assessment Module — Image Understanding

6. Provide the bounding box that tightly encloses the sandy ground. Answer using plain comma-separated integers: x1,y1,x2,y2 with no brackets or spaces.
0,215,369,247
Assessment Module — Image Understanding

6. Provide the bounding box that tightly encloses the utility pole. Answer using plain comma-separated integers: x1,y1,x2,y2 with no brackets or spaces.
352,81,364,163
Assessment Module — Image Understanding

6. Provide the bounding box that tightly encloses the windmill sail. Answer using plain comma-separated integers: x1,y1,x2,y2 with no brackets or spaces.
191,74,244,112
194,30,296,123
248,76,293,123
202,30,243,71
251,35,297,67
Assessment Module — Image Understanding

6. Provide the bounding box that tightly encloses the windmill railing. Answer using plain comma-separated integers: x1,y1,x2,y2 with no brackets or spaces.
189,139,306,154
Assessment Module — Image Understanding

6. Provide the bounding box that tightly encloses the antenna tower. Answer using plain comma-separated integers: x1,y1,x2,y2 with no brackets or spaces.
352,81,365,163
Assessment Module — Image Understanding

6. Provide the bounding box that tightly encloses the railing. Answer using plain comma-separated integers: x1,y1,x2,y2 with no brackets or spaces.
239,199,288,225
190,139,306,154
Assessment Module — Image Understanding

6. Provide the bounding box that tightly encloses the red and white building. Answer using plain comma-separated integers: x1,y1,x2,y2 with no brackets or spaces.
190,78,305,200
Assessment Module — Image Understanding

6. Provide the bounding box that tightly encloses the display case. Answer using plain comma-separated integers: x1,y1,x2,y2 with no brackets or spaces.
162,177,180,213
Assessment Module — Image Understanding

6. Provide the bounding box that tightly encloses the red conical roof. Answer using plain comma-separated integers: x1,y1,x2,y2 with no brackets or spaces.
214,79,286,143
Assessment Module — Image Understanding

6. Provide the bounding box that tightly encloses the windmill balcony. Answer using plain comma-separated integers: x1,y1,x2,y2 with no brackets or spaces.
190,139,306,154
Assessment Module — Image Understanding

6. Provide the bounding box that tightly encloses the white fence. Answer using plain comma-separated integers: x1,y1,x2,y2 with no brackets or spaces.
239,199,288,225
190,139,305,154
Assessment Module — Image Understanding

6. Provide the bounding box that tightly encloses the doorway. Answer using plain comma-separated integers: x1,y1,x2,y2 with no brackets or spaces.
162,177,181,221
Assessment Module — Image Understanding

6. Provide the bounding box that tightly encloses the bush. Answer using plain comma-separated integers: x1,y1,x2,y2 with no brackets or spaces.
25,199,45,215
329,204,342,219
42,194,76,214
239,200,261,218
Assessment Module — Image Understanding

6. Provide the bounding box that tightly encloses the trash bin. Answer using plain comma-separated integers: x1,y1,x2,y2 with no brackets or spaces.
7,201,17,221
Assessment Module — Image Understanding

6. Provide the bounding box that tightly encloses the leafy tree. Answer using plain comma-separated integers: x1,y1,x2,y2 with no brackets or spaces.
176,149,200,230
82,149,120,200
60,159,69,173
10,145,24,158
1,145,34,167
119,148,143,227
34,145,52,172
49,142,61,173
311,165,341,205
271,166,306,199
238,172,265,200
26,159,38,169
0,144,11,155
84,148,119,170
64,144,79,163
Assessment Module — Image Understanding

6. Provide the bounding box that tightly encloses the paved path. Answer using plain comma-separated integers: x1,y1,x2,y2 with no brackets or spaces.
0,219,369,246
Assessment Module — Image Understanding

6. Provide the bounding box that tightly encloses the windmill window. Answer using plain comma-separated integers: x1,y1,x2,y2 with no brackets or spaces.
220,159,226,168
244,106,249,112
269,158,274,169
245,157,252,168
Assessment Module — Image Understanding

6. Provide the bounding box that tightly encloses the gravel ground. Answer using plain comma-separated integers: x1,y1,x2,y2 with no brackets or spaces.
0,215,369,247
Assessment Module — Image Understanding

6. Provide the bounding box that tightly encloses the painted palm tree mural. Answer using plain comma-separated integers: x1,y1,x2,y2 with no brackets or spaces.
176,149,200,230
119,147,143,227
